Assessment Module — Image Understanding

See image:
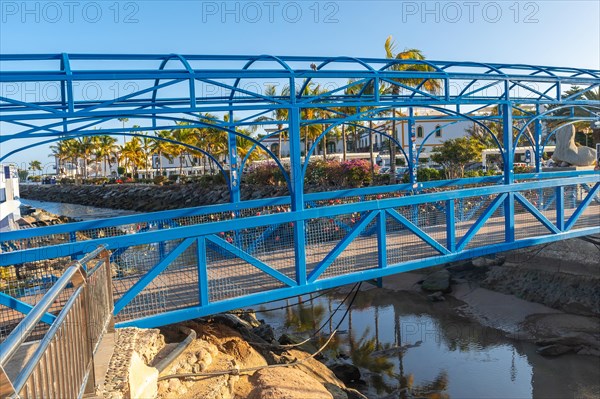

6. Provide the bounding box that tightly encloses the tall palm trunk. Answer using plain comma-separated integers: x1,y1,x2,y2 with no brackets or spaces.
342,124,348,161
158,151,163,176
322,125,327,161
277,123,283,159
304,126,309,158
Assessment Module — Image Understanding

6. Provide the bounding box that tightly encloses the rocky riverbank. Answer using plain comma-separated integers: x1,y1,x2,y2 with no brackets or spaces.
19,183,289,212
411,237,600,358
100,314,364,399
16,204,74,228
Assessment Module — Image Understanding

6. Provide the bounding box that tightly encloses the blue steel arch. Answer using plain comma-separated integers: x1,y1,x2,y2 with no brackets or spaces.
412,105,505,164
541,120,595,154
301,107,408,174
0,132,232,188
2,114,289,181
0,54,599,332
513,104,600,159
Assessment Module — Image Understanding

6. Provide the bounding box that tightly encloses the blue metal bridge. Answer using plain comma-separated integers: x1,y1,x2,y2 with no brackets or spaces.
0,54,599,335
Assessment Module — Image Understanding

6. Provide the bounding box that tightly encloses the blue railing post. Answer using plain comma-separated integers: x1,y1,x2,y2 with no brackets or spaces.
228,110,241,203
446,199,456,252
502,101,515,242
556,186,565,231
407,108,419,224
534,104,543,173
197,237,209,306
408,107,417,187
376,210,387,269
289,105,307,286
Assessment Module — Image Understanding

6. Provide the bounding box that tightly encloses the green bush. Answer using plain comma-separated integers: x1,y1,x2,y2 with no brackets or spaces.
401,167,442,183
60,177,76,185
153,175,168,185
514,165,534,174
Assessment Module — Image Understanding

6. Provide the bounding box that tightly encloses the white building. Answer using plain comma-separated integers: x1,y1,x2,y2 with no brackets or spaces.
0,165,21,232
261,109,478,166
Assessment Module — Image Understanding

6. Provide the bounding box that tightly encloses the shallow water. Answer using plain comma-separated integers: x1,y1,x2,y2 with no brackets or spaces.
256,287,600,399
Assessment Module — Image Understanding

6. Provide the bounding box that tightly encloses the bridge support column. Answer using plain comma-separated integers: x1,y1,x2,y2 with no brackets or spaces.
502,102,515,242
407,108,419,224
407,108,417,187
228,111,241,203
534,104,543,173
556,186,565,231
289,106,307,286
446,199,456,252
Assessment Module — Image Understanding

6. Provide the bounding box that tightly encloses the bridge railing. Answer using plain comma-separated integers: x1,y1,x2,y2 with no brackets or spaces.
0,174,598,329
1,170,595,258
0,246,112,398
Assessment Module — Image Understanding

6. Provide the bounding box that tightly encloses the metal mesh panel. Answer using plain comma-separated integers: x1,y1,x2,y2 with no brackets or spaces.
453,195,505,250
0,252,104,343
318,218,378,280
304,212,365,276
206,244,287,303
414,201,447,246
387,209,441,264
1,233,72,253
570,184,600,231
563,185,583,222
514,189,557,240
110,240,181,301
116,241,199,322
235,223,296,280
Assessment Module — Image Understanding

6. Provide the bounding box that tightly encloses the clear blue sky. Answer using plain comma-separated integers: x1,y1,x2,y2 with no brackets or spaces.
1,0,599,168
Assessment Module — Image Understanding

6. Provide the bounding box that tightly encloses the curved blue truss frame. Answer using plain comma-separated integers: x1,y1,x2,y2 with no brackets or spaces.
0,54,599,329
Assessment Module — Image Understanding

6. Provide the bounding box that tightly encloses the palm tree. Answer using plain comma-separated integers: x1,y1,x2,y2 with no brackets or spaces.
75,136,95,178
118,117,129,145
140,134,155,178
265,85,290,158
300,83,326,158
336,84,363,161
49,141,70,175
384,36,442,182
95,135,119,177
28,160,42,176
153,130,175,176
195,113,228,174
171,122,197,176
121,137,144,176
348,78,385,179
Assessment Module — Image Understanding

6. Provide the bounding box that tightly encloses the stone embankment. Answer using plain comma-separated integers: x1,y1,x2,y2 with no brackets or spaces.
19,183,289,212
100,314,364,399
17,204,74,228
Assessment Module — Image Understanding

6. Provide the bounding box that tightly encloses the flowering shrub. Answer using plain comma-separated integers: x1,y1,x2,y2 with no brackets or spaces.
305,159,345,186
243,159,375,187
341,159,374,187
243,162,287,186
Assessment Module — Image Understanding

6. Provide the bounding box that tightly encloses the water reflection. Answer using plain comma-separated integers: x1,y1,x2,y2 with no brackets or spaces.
258,285,600,399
